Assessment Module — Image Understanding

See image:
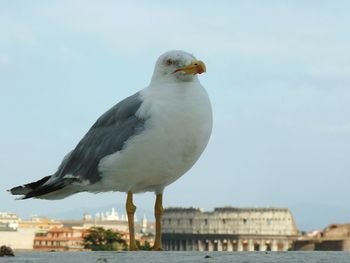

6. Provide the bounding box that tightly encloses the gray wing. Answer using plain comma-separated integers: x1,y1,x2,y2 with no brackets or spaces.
56,92,146,183
10,92,146,199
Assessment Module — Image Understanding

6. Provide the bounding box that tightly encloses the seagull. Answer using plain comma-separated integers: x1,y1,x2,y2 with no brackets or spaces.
9,50,212,250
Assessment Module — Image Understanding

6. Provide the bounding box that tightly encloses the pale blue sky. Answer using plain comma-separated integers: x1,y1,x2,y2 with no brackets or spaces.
1,1,350,231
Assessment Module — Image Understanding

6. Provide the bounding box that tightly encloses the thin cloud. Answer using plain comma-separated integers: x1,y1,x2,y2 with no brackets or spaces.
0,53,10,66
56,47,76,63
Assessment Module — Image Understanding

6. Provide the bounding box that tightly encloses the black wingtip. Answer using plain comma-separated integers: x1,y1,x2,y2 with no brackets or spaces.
9,176,52,197
9,185,27,195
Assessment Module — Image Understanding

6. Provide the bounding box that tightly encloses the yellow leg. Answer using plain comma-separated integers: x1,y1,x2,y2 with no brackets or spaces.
126,191,138,251
152,193,163,251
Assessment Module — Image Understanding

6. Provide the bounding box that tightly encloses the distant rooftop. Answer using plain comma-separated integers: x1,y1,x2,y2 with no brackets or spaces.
214,206,289,213
164,207,201,213
164,206,289,213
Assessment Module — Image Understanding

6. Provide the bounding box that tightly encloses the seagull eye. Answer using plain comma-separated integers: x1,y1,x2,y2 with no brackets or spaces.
165,59,173,66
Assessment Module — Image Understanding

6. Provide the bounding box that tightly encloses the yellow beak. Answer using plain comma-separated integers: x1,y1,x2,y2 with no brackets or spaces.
174,60,206,75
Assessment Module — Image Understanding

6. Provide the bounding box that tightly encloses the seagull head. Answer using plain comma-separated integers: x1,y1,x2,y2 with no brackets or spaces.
151,50,206,83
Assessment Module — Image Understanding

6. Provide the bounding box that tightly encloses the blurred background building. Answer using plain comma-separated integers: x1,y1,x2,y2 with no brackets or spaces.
294,223,350,251
0,208,154,251
162,207,299,251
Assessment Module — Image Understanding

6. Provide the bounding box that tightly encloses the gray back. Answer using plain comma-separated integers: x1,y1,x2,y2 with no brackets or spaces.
55,92,145,184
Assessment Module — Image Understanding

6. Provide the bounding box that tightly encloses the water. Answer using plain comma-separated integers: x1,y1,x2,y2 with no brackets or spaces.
0,251,349,263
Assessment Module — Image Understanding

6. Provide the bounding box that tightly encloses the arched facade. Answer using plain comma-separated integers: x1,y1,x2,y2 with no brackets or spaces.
162,207,299,251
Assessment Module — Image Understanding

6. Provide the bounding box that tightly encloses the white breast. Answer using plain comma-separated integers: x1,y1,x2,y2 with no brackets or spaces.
97,81,212,194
